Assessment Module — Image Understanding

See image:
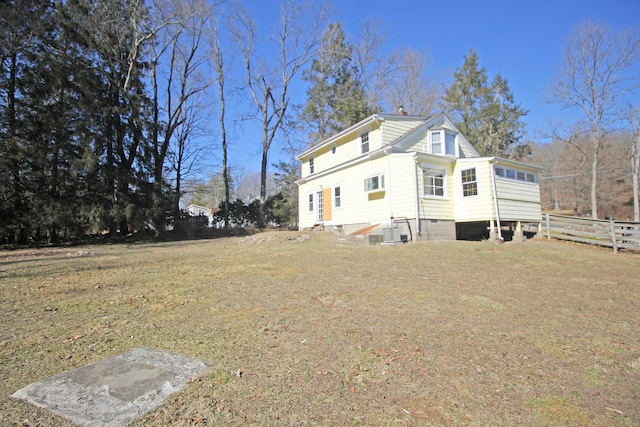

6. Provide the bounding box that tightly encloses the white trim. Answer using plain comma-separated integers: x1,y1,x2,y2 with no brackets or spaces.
306,192,314,213
421,164,448,199
364,173,385,193
333,184,342,209
360,132,370,154
490,163,503,241
297,112,428,160
461,167,479,198
495,165,538,184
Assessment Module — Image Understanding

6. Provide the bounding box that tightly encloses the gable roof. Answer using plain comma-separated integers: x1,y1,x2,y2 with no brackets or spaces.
391,112,481,157
296,112,428,161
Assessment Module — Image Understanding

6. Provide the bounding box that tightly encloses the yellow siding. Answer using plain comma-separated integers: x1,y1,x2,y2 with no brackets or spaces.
386,155,419,218
298,184,314,228
402,127,430,154
458,142,476,158
302,125,383,179
417,162,456,219
333,157,390,225
299,156,391,228
381,119,425,145
495,179,541,221
495,179,540,203
454,162,495,221
497,199,542,222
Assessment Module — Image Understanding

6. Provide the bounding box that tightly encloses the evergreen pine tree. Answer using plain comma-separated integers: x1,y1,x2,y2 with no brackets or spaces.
443,50,528,158
302,22,375,142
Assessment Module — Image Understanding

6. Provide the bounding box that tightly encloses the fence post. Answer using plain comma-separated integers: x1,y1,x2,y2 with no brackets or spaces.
545,213,551,241
610,219,618,253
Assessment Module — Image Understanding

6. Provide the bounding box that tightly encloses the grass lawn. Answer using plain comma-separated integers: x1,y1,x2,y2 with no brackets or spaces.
1,231,639,426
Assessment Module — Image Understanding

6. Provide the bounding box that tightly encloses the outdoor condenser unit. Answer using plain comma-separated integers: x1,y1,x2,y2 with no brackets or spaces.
382,226,401,244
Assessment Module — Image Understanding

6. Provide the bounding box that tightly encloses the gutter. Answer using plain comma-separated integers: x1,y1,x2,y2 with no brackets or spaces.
297,114,385,161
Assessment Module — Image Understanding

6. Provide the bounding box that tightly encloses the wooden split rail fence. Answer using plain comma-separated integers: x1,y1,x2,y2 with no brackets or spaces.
544,213,640,253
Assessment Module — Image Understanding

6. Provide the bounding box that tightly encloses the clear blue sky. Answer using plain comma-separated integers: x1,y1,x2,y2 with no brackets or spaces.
229,0,639,173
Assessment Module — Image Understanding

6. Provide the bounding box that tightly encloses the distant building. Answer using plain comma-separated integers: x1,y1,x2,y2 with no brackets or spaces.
186,204,216,227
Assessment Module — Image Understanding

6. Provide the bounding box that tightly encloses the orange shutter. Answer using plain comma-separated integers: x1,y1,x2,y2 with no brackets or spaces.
323,187,332,221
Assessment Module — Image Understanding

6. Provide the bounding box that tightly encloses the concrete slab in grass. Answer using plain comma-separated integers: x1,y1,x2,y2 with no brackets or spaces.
12,348,210,427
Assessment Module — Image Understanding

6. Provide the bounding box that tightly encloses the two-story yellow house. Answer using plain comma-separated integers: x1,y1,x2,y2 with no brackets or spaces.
296,112,543,242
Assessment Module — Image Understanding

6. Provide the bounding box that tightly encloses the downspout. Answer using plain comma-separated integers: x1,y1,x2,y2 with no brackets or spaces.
386,147,393,223
490,160,503,241
414,154,421,238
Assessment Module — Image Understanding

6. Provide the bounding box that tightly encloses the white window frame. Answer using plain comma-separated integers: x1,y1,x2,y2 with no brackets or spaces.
445,132,457,156
495,165,538,184
316,190,324,221
430,131,442,155
309,157,314,174
429,130,457,156
364,174,385,193
461,167,478,198
361,132,370,154
333,185,341,208
307,193,314,212
422,166,447,198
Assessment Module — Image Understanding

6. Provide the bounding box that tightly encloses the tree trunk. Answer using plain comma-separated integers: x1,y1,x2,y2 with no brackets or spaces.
633,142,639,222
590,134,599,219
258,147,268,228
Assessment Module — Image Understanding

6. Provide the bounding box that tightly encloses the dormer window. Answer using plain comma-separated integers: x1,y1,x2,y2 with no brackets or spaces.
429,130,457,156
361,132,370,154
430,132,442,154
445,132,456,155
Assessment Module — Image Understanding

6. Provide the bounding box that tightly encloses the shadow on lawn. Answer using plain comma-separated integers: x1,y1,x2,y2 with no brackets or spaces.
0,226,264,252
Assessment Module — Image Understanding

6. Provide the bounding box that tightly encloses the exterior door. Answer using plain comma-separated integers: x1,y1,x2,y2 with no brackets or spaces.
316,191,323,221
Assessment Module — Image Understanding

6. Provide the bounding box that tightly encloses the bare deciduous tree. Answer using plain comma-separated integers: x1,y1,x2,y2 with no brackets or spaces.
384,47,440,116
232,0,329,227
351,18,399,111
150,0,213,232
627,109,640,221
209,14,231,229
549,21,640,219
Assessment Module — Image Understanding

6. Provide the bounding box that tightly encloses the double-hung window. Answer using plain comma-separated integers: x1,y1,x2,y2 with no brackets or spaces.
361,132,370,154
445,132,456,155
334,186,341,208
461,168,478,197
423,167,446,197
430,132,442,155
308,194,314,212
430,130,456,156
309,158,314,174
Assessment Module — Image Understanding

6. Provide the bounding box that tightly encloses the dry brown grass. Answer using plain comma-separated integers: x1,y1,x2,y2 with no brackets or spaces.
1,232,639,426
